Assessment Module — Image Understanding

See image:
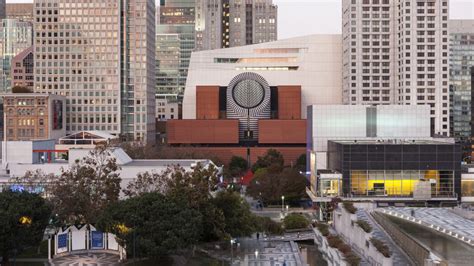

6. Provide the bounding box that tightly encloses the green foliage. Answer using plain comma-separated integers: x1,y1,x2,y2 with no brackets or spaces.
247,167,307,204
344,252,362,266
295,153,306,172
283,213,310,230
0,191,51,264
49,146,122,225
370,237,392,258
251,149,284,172
97,192,202,258
212,191,256,238
228,156,248,177
356,220,372,233
327,234,343,248
255,216,283,235
342,202,357,214
315,222,330,237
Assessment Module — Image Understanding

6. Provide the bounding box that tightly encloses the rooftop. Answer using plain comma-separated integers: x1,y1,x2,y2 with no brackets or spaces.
330,139,455,145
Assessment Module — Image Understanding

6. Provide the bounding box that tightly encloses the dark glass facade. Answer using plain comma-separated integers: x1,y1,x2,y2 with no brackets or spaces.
327,141,462,199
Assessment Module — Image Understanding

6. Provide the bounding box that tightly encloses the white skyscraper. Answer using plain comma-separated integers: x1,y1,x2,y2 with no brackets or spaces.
33,0,156,142
343,0,450,136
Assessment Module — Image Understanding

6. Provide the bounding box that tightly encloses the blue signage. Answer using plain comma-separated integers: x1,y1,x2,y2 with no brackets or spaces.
91,231,104,249
57,233,68,250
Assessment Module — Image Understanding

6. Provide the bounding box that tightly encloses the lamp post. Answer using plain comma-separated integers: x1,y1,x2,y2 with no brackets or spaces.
254,250,259,260
281,196,285,212
230,238,235,265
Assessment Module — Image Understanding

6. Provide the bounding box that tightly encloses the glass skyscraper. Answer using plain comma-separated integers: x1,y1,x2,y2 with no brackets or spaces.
449,20,474,159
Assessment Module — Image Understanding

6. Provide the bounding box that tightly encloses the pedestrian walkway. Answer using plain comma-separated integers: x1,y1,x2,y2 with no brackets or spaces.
380,207,474,246
356,209,412,265
51,252,120,266
242,241,304,266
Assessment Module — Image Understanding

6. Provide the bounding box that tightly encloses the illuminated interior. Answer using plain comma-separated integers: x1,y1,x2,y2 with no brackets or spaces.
320,180,340,197
350,170,454,197
462,180,474,197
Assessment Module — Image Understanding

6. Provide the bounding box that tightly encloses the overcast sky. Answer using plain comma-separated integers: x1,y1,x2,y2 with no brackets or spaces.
8,0,474,39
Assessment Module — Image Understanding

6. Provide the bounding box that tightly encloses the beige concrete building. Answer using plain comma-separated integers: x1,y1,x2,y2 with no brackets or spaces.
195,0,277,51
11,46,34,91
6,3,33,23
2,93,66,141
33,0,156,143
342,0,450,136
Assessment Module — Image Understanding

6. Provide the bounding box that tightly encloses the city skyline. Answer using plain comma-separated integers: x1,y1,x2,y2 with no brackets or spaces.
6,0,474,39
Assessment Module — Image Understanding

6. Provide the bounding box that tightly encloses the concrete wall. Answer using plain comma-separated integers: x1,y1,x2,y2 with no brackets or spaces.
333,206,392,265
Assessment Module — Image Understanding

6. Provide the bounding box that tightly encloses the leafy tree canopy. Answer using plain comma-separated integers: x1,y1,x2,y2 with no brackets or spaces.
228,156,248,178
283,213,310,230
0,191,51,264
97,192,201,258
251,149,284,172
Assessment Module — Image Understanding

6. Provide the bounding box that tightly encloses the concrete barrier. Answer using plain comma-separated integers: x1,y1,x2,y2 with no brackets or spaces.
372,212,447,266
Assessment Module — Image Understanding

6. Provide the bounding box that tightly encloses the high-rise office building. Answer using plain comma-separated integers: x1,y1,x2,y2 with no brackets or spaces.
33,0,156,143
6,3,34,23
449,20,474,158
0,0,5,20
0,19,33,93
342,0,450,136
156,0,196,95
195,0,277,50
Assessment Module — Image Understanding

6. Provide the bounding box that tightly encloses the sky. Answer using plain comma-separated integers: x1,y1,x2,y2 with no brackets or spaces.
7,0,474,39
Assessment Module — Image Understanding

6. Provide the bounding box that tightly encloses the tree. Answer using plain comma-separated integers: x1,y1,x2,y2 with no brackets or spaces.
97,192,201,258
49,146,122,225
247,167,307,204
283,213,310,230
123,164,226,242
252,149,284,172
0,191,51,265
228,156,248,178
295,153,306,173
212,191,256,238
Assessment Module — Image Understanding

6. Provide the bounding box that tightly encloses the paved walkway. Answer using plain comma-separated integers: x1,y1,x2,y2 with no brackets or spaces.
242,241,304,266
51,253,120,266
381,207,474,246
356,209,412,266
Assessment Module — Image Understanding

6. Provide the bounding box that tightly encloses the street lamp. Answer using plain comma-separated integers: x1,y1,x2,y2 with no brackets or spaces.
230,238,236,265
281,196,285,212
286,205,289,214
254,249,259,260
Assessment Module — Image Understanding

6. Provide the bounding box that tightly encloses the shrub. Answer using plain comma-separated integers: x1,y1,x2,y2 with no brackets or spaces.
370,237,392,258
344,252,361,266
315,222,330,236
283,213,310,230
342,202,357,214
338,243,352,255
256,216,284,235
327,235,343,248
356,220,373,233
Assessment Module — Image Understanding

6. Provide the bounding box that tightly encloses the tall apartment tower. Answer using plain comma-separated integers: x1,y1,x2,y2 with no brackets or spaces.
449,20,474,158
6,3,34,23
195,0,278,51
156,0,196,95
342,0,450,136
33,0,156,143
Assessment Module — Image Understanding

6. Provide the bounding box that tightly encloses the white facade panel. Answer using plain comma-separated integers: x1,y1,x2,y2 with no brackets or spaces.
183,34,343,119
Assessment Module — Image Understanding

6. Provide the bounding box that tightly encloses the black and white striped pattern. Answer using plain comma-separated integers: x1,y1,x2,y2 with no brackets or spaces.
226,72,271,140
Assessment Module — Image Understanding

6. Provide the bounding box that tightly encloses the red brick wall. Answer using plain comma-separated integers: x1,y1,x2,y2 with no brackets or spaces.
169,146,306,166
277,86,301,119
258,120,306,144
196,86,220,119
167,119,239,144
